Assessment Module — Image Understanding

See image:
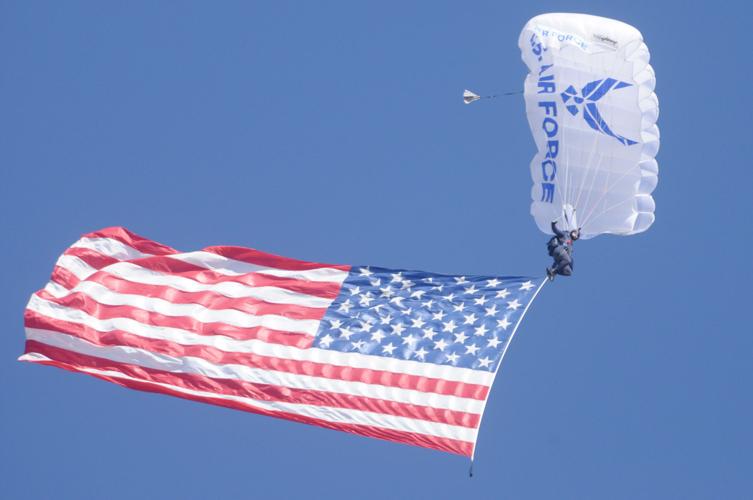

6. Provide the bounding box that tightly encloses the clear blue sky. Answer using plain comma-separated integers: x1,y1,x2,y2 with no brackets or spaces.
1,1,751,499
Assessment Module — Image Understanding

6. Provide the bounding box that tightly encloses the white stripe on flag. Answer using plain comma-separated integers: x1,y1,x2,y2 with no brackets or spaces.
55,254,99,281
19,352,476,444
171,251,349,284
102,262,334,307
25,328,485,420
27,295,494,386
35,282,323,335
71,237,153,260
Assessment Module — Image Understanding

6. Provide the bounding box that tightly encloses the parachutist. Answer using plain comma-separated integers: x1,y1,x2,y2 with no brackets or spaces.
546,220,579,281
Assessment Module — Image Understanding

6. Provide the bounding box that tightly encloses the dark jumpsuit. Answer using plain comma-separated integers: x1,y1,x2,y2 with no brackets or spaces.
547,221,574,277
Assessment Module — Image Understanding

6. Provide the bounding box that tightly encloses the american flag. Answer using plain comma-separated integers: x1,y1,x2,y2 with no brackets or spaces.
20,227,545,457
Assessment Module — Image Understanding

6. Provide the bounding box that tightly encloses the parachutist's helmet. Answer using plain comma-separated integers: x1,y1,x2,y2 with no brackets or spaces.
570,229,580,241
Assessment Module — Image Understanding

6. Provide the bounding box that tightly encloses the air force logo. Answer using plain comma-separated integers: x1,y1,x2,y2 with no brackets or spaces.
561,78,638,146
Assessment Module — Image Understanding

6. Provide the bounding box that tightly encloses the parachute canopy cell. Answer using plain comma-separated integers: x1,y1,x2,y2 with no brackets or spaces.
519,13,659,239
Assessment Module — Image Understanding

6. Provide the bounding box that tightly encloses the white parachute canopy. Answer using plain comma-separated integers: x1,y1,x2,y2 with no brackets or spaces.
519,13,659,238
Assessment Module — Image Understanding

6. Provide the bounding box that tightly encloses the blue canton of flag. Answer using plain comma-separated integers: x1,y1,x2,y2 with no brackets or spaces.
314,267,541,372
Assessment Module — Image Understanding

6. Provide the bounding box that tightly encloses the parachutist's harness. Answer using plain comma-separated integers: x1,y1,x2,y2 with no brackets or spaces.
547,221,576,279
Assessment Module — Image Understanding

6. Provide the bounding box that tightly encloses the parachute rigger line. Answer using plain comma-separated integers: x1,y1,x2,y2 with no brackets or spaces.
468,277,549,467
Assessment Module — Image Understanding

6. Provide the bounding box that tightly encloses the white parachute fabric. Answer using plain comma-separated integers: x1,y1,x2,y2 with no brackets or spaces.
519,13,659,238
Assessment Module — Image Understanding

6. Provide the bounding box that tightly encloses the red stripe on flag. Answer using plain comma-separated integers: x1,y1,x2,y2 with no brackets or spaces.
56,247,344,301
22,343,474,456
24,312,490,402
206,246,350,273
62,246,120,270
72,272,330,320
50,266,81,291
114,255,343,299
31,294,315,348
83,227,177,255
24,340,480,429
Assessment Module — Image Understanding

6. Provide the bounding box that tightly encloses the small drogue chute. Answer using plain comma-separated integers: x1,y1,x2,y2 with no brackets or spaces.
463,89,482,104
519,13,659,239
